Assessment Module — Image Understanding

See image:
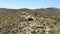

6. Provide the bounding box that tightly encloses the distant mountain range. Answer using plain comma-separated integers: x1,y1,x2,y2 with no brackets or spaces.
0,8,60,17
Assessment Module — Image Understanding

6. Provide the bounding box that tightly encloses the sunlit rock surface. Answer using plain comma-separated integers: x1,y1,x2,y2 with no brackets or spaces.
0,12,60,34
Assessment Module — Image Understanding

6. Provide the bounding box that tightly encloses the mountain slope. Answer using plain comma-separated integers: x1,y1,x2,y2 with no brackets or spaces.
0,8,60,16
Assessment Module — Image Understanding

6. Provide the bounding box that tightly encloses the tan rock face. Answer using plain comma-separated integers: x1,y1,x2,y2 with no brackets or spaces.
0,12,60,34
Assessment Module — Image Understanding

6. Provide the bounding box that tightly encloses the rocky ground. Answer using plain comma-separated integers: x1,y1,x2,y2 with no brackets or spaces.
0,12,60,34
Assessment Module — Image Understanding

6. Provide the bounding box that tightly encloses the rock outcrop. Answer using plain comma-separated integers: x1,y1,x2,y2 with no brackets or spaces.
0,12,60,34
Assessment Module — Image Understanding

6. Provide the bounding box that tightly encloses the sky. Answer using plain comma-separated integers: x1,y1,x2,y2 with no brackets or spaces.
0,0,60,9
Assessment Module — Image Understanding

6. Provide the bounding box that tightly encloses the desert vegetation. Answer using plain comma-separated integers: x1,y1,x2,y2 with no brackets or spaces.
0,8,60,34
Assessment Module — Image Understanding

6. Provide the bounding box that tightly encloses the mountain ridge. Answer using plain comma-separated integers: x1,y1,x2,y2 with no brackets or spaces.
0,8,60,17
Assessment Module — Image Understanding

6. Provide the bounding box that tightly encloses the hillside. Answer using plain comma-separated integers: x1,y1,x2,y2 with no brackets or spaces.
0,8,60,16
0,8,60,34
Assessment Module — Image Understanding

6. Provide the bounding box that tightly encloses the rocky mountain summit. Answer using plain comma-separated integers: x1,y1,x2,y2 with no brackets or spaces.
0,11,60,34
